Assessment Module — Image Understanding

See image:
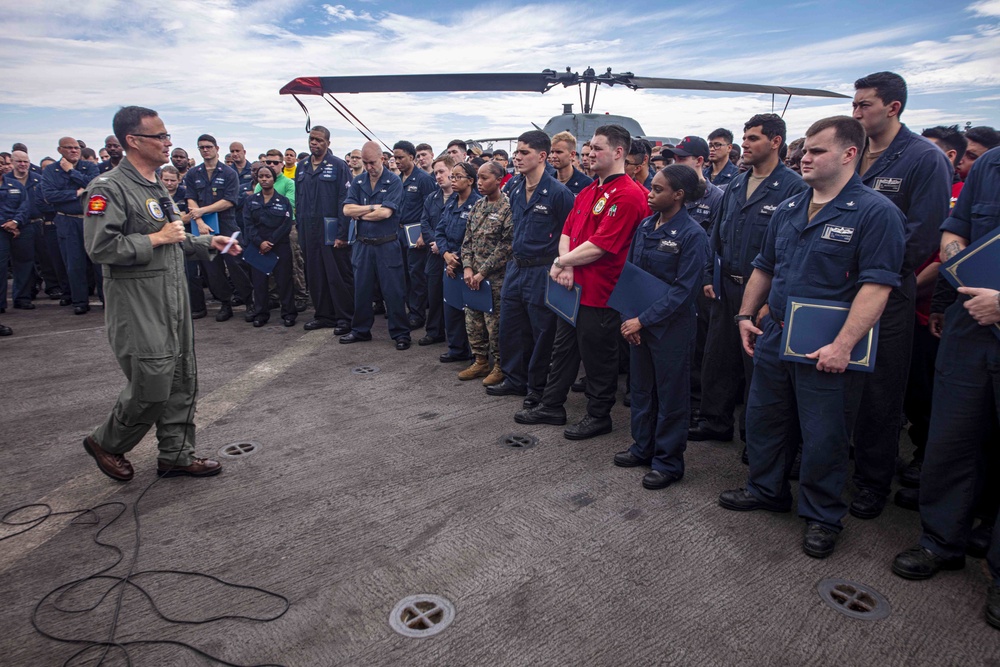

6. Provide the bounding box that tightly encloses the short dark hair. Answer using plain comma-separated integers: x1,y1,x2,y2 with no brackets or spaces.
171,147,187,157
854,71,907,114
469,157,486,168
297,152,308,160
160,164,180,177
628,138,652,158
257,165,279,181
81,147,97,160
517,130,551,154
11,143,27,153
594,124,631,152
745,113,787,144
447,139,467,152
707,128,733,144
265,148,282,158
415,143,433,153
921,125,967,166
112,105,160,148
285,147,295,154
393,140,416,157
659,164,706,203
197,134,217,147
965,126,1000,150
806,116,866,154
312,125,331,141
492,149,509,161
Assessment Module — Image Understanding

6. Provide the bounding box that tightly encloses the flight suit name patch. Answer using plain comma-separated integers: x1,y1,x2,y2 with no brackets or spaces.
874,177,902,193
821,224,854,243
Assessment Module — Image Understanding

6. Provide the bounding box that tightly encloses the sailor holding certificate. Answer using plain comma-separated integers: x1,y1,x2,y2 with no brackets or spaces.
611,165,709,490
717,117,906,560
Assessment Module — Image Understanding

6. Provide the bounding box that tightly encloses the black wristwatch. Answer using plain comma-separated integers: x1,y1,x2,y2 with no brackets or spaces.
733,314,754,324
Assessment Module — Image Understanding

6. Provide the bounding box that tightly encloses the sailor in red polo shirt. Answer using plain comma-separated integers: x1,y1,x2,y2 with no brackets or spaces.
515,124,649,439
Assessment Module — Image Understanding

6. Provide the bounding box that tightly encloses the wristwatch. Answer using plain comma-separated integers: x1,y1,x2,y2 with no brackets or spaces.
553,257,563,269
733,314,754,324
369,204,376,213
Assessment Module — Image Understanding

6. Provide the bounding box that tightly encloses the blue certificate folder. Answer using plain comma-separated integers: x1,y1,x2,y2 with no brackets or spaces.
242,245,279,275
608,262,669,319
779,296,879,372
404,223,422,248
463,279,493,313
442,270,494,313
190,212,218,237
443,270,464,309
940,227,1000,341
545,276,581,326
324,217,339,245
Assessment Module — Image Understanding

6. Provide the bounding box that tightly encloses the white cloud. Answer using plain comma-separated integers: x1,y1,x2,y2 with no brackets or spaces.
968,0,1000,17
323,3,373,21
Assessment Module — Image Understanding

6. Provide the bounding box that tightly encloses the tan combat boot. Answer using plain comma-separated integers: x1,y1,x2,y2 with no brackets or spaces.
458,355,490,380
482,364,504,387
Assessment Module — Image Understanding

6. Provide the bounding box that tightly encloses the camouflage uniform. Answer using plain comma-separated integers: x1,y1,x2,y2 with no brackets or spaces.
460,195,513,361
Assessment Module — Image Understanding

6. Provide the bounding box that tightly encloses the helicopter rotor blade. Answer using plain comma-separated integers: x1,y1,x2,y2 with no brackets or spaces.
280,73,555,96
627,76,849,99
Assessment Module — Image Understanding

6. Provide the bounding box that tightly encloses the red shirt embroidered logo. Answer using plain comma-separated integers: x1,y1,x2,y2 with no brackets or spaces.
87,195,108,216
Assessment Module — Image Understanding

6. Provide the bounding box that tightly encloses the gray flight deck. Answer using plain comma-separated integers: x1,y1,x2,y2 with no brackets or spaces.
1,297,997,666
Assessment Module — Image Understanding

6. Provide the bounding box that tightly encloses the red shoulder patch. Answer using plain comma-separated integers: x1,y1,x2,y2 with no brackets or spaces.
87,195,108,216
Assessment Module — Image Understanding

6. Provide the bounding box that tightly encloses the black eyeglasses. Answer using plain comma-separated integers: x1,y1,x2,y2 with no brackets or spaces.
131,133,171,142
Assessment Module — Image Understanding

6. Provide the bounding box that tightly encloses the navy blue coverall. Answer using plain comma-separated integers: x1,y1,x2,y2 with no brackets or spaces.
626,208,709,477
244,190,295,322
699,164,808,436
344,168,409,341
41,159,99,308
434,190,481,357
745,175,905,531
183,161,253,307
917,147,1000,584
853,124,953,500
398,167,437,325
497,172,575,395
296,152,354,328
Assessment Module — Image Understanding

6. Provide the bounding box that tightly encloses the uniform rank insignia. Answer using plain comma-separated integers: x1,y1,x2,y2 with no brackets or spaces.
533,204,550,214
87,195,108,216
761,204,777,215
657,239,680,254
821,224,854,243
407,185,418,192
608,204,618,217
669,229,678,236
593,196,608,214
145,198,165,220
874,177,902,193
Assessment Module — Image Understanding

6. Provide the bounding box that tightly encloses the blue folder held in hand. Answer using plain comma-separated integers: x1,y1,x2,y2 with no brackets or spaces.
443,270,465,309
242,245,279,276
404,223,422,248
545,276,581,326
607,262,669,319
324,217,339,246
190,212,219,237
779,296,879,372
463,279,493,313
940,226,1000,341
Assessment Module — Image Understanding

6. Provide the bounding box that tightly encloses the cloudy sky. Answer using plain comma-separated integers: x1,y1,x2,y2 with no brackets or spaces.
3,0,999,160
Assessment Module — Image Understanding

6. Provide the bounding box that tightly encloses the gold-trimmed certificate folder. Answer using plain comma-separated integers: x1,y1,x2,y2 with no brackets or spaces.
545,276,581,327
778,296,879,372
940,227,1000,341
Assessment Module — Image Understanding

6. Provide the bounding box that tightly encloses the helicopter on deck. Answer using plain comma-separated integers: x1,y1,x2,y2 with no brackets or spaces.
279,66,848,150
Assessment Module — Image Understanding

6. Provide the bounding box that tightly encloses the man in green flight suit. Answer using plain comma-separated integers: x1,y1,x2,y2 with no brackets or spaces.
82,105,242,481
